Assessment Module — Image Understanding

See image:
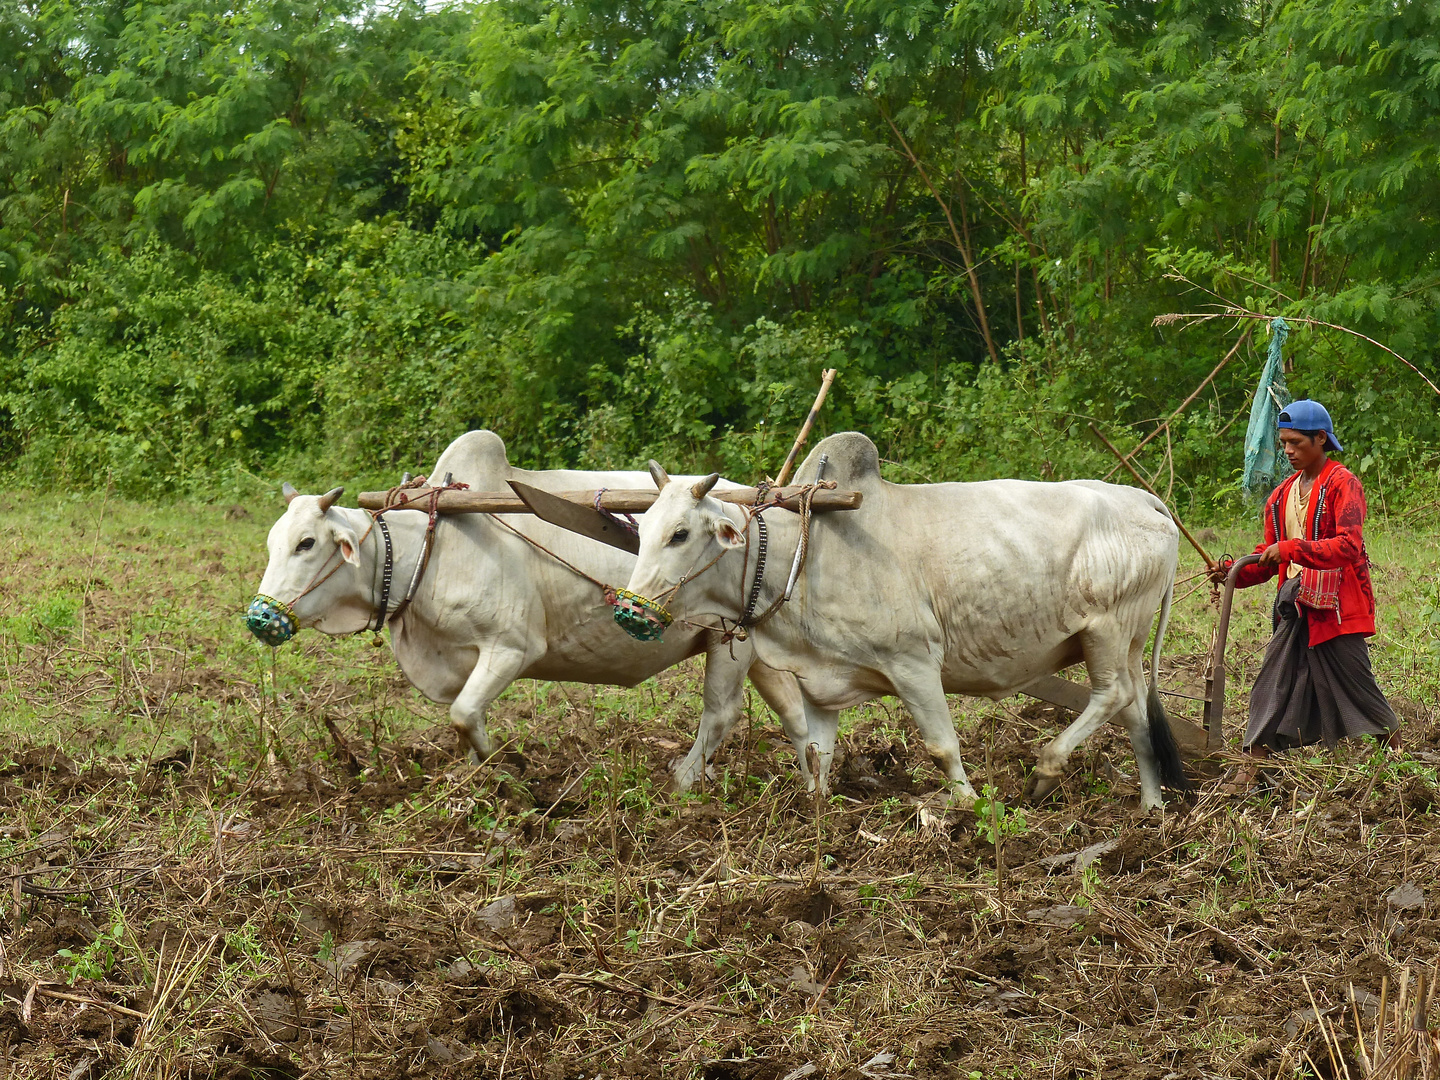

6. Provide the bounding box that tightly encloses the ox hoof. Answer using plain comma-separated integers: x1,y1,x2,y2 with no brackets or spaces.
1024,770,1064,804
455,723,499,764
464,741,501,766
668,756,714,794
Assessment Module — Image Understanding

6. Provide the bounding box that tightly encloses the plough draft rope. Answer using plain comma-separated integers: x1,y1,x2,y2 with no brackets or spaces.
477,478,836,647
246,473,471,648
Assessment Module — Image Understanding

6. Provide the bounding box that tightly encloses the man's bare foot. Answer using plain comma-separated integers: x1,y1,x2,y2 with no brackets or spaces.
1219,747,1269,794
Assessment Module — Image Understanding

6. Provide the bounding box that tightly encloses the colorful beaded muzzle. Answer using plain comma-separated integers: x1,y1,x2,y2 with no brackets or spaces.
246,594,298,646
610,588,673,642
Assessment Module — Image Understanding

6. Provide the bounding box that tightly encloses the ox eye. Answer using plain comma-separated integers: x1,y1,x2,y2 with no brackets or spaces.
669,529,689,546
296,537,315,553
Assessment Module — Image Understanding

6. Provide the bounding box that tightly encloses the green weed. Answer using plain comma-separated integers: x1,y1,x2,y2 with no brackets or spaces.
56,910,128,985
973,785,1029,846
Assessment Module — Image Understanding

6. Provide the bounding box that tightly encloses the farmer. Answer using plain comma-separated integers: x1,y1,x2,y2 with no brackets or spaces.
1215,400,1400,791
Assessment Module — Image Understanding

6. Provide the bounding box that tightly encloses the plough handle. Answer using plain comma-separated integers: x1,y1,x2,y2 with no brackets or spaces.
1203,553,1263,751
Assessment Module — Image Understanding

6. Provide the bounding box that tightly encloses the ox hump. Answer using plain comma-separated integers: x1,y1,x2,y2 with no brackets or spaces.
792,431,883,493
430,430,511,490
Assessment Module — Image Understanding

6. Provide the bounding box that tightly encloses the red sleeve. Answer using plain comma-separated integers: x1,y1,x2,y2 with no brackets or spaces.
1278,470,1365,570
1233,488,1281,589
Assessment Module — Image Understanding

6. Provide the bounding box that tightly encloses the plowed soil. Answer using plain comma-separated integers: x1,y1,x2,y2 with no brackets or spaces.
1,500,1439,1078
4,690,1440,1079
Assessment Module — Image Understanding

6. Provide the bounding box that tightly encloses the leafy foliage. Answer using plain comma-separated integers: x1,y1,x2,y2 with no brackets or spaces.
1,0,1437,501
973,784,1029,847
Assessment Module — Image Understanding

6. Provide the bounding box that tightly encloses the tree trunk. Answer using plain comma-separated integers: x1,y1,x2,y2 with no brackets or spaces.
877,106,999,362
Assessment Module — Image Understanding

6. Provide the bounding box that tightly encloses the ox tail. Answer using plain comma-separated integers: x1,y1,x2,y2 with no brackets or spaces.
1146,580,1192,792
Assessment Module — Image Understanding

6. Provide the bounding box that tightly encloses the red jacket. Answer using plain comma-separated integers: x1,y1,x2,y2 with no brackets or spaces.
1233,459,1376,647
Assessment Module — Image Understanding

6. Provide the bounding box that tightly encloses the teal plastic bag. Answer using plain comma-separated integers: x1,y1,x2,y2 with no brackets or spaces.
1242,317,1292,499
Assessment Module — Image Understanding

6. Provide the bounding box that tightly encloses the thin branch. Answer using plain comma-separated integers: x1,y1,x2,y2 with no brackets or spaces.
1102,326,1254,481
1153,293,1439,397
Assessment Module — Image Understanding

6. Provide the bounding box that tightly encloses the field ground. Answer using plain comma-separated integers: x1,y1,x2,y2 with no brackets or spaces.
0,492,1438,1079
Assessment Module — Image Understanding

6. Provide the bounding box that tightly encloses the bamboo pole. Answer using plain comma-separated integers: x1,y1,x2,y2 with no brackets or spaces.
774,368,837,487
1154,293,1440,397
1089,424,1218,571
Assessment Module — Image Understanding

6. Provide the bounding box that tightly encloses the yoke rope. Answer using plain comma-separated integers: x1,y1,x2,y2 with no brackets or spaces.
486,513,618,604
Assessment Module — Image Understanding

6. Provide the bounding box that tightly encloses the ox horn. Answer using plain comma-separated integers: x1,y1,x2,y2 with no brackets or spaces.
648,461,671,490
282,482,299,504
691,473,720,500
317,486,345,512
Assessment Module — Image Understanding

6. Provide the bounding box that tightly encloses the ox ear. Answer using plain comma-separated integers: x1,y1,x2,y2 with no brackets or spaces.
332,522,361,566
713,515,746,550
282,482,299,505
317,486,344,512
691,472,720,500
648,461,670,490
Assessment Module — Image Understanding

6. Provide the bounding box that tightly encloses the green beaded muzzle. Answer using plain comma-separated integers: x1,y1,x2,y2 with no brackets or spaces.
610,588,673,642
246,594,298,647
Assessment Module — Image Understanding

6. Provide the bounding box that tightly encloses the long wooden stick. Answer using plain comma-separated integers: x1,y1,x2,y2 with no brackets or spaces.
1089,424,1218,571
774,368,837,487
357,484,862,515
1102,328,1253,481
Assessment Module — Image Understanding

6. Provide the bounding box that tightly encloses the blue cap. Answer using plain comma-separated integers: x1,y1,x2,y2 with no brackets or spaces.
1278,400,1343,452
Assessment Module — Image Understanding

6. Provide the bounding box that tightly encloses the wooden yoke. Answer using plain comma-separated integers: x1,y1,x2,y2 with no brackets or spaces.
357,485,863,515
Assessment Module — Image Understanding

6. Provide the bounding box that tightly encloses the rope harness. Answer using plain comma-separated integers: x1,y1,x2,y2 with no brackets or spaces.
246,475,469,648
629,478,833,645
246,473,833,652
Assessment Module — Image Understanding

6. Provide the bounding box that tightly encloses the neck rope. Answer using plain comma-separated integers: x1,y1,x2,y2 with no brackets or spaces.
660,478,827,645
261,476,466,646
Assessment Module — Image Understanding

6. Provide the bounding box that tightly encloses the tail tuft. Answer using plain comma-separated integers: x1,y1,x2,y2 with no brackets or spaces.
1148,682,1192,792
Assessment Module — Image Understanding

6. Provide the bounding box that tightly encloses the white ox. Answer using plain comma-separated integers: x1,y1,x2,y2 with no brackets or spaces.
624,432,1189,809
251,431,806,787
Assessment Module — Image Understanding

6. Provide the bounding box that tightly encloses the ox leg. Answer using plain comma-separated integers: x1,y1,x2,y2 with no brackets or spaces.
744,662,811,788
672,644,751,792
1027,635,1134,803
450,644,530,763
800,700,840,795
1116,699,1163,809
1119,657,1164,810
890,669,978,808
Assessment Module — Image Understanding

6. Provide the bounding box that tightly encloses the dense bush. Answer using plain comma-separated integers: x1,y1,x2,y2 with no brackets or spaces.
1,0,1437,510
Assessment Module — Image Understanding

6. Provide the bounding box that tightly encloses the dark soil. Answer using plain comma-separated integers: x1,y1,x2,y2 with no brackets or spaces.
3,687,1440,1079
2,497,1438,1077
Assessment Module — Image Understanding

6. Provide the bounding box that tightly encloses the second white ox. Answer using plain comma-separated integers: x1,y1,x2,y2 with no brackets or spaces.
251,431,806,787
624,432,1189,809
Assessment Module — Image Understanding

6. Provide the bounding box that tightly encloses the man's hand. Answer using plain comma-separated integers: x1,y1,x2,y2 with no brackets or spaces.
1257,542,1283,567
1207,555,1235,585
